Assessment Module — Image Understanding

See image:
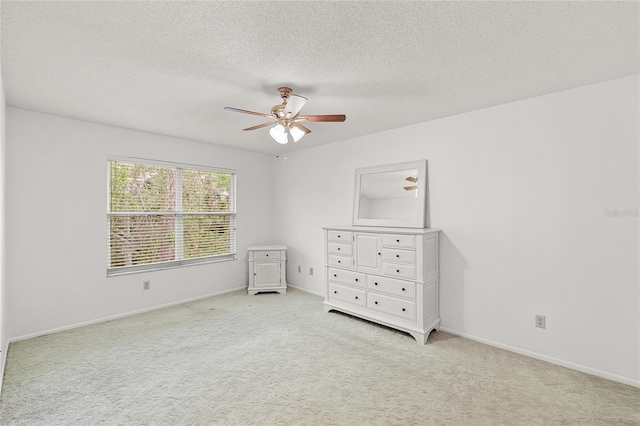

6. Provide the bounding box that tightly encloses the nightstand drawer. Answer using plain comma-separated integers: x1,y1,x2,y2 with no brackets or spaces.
328,267,366,288
382,263,416,280
328,231,353,242
382,248,416,265
329,283,366,308
253,250,281,261
382,234,416,249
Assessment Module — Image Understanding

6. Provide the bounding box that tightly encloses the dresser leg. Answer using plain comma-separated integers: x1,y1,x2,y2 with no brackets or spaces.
409,331,428,345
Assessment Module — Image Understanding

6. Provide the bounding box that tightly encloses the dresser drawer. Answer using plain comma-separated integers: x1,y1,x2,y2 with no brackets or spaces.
382,234,416,249
329,283,366,308
382,248,416,265
367,275,416,300
328,255,354,269
328,230,353,242
382,263,416,280
328,267,366,288
252,250,281,261
328,242,353,256
367,292,416,321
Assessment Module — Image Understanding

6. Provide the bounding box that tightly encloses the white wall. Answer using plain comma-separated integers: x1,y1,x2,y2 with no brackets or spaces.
5,108,276,340
276,75,639,386
0,75,7,393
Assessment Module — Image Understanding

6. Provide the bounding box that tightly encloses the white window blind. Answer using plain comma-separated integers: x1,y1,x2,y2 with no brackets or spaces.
107,159,236,275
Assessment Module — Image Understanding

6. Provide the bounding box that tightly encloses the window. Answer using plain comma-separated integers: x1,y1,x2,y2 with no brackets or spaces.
107,158,236,275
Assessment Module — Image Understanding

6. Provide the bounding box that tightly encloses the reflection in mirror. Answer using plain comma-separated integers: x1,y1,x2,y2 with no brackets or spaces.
352,160,428,228
358,168,419,220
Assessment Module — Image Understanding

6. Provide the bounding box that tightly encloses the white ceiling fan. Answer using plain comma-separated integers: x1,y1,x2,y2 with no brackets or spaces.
224,87,346,145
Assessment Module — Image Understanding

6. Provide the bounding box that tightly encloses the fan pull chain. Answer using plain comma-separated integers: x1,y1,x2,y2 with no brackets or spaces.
274,142,288,161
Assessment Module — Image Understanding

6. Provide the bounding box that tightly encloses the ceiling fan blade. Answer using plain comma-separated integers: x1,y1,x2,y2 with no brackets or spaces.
405,176,418,183
297,114,346,122
243,122,274,131
284,94,308,117
292,122,311,134
404,186,418,191
224,107,274,119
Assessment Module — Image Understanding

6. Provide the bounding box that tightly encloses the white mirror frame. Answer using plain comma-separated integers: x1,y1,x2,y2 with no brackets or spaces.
352,160,429,228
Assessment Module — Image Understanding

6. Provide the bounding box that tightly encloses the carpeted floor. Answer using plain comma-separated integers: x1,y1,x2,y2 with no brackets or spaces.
0,288,638,425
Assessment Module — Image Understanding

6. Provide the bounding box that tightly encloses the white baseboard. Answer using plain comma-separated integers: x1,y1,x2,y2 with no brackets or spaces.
288,283,324,297
439,327,639,388
9,286,247,344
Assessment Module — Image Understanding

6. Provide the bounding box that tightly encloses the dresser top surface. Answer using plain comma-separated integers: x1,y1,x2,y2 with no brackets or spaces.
323,225,440,235
247,245,287,251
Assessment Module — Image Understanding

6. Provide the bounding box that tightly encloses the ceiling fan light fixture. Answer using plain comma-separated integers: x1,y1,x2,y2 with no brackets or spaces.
225,87,346,149
289,125,305,143
269,124,288,144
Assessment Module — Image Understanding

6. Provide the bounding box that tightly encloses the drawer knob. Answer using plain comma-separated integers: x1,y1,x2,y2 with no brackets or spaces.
402,308,406,312
396,254,400,258
378,252,381,256
396,269,400,273
374,301,378,305
355,296,359,300
337,247,340,250
355,278,359,282
374,282,378,286
338,235,341,238
338,260,341,263
334,290,337,294
266,254,269,257
396,239,400,242
402,288,406,291
333,274,337,277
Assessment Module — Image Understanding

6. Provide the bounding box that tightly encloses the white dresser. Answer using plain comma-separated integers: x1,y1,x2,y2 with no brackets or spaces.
247,245,287,295
323,226,439,344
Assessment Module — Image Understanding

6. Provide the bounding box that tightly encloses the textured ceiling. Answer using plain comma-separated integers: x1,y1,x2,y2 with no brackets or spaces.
1,1,638,155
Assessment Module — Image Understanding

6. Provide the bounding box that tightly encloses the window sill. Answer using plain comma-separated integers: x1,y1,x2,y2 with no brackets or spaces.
107,255,237,277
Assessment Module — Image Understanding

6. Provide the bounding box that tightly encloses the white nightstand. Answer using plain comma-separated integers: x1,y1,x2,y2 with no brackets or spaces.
247,245,287,295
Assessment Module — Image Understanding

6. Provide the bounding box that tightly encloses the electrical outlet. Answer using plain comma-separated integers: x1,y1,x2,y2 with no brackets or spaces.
309,267,314,276
535,314,546,329
298,265,301,273
143,281,150,290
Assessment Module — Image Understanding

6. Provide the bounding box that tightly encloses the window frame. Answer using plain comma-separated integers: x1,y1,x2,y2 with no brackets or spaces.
107,156,237,276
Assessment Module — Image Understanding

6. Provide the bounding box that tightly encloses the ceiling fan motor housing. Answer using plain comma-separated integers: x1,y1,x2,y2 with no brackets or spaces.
271,104,285,118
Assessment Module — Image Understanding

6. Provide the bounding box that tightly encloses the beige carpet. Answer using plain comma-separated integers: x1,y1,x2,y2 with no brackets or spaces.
1,288,638,425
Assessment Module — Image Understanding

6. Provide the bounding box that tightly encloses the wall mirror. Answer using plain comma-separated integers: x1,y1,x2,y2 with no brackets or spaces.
352,160,429,228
